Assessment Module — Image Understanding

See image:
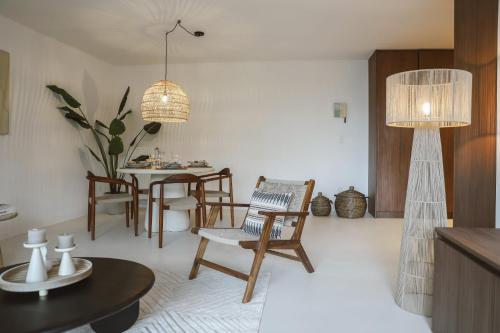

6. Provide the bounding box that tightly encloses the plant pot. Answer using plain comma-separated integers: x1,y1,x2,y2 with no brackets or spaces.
104,192,127,215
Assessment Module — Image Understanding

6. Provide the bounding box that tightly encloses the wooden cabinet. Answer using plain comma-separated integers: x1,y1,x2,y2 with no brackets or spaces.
368,49,454,218
433,228,500,333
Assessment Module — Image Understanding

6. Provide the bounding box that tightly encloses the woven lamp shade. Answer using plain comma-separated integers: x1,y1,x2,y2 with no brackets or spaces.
141,80,190,122
386,69,472,128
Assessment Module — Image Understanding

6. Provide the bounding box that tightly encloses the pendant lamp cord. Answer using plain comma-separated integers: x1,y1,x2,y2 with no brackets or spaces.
164,20,202,83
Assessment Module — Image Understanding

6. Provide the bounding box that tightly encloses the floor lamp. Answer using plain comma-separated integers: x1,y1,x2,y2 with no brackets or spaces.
386,69,472,316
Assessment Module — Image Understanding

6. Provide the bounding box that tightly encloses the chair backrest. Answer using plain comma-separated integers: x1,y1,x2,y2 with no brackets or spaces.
241,176,315,240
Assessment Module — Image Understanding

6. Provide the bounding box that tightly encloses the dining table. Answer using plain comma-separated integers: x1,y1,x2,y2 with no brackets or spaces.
117,166,215,232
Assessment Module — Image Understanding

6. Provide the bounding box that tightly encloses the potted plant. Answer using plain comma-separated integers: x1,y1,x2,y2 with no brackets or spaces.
47,85,161,213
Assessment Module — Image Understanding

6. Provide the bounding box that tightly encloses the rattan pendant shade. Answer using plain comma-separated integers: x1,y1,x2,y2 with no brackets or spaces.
141,80,190,122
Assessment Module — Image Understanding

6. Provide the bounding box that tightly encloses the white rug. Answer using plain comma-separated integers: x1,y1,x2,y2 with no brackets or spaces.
68,269,270,333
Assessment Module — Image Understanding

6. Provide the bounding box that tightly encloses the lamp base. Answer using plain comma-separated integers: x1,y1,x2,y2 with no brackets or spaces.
395,127,447,317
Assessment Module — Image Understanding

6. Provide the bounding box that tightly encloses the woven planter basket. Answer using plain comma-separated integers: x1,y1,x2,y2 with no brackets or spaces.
311,192,332,216
334,186,367,219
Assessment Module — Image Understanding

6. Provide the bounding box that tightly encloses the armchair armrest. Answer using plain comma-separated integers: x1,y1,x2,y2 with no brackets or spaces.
257,211,309,218
204,202,250,208
87,174,133,188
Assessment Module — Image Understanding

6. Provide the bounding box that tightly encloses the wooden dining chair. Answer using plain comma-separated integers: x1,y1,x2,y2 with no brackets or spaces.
130,174,149,220
189,176,315,303
148,174,204,248
86,171,139,240
189,168,235,227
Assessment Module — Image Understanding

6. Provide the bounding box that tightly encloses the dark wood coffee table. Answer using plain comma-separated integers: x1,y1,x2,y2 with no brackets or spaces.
0,257,155,333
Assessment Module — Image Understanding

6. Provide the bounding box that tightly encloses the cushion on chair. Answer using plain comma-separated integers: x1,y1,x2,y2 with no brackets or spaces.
258,179,308,226
242,189,294,239
190,190,230,198
163,196,198,210
95,193,133,204
198,228,260,246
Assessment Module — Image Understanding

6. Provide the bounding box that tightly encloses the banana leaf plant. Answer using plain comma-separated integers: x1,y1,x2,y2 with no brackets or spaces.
47,85,161,193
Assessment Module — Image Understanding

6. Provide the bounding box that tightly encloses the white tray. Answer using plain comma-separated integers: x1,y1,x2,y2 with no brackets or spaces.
0,258,92,296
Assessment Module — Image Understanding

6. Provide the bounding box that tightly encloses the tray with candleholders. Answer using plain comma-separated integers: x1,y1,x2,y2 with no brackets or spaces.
0,258,92,296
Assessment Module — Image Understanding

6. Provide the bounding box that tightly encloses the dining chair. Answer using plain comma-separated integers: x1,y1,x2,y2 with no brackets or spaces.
148,174,204,248
86,171,139,240
189,168,235,227
189,176,315,303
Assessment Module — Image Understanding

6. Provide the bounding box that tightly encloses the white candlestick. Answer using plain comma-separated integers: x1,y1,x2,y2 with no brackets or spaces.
27,229,46,244
57,233,74,249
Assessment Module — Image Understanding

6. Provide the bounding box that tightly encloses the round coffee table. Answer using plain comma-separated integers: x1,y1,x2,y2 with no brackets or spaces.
0,257,154,333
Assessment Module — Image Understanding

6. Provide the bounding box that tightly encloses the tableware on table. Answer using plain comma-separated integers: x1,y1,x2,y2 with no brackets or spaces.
0,258,93,297
188,160,211,167
54,245,76,276
24,241,48,284
126,160,151,168
27,228,46,244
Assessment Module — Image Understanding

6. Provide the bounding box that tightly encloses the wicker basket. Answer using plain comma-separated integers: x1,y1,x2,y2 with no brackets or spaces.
311,192,332,216
334,186,367,218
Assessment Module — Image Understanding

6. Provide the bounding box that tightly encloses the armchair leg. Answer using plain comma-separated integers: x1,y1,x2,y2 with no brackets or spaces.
243,245,266,303
159,205,164,248
87,201,91,232
189,237,209,280
295,244,314,273
134,197,139,236
148,198,153,239
90,201,96,241
219,197,223,221
125,202,130,227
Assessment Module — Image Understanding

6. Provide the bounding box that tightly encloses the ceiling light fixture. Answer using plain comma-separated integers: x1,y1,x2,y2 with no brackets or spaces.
141,20,204,122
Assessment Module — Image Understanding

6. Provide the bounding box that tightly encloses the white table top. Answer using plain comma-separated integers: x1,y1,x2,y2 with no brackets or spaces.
117,167,215,175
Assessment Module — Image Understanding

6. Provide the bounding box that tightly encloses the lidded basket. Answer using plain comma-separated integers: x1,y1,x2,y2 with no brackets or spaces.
334,186,367,219
311,192,332,216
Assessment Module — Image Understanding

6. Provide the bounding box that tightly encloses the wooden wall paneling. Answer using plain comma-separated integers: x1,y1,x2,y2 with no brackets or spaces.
373,50,418,217
454,0,497,228
418,50,455,218
368,55,377,216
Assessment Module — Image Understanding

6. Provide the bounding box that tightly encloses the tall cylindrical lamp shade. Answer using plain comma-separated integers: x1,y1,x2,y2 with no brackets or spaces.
386,69,472,316
141,80,190,123
387,69,472,128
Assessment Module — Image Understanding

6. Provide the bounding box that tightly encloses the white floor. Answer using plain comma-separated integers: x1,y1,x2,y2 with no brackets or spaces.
1,210,432,333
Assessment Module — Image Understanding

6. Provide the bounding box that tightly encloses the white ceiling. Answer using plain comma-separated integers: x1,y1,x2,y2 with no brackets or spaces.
0,0,453,65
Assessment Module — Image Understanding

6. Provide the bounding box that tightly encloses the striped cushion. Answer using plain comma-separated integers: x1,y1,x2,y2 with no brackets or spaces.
242,189,294,239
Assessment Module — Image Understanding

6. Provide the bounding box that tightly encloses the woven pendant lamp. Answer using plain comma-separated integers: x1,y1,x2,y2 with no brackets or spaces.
141,20,204,123
387,68,472,316
141,80,190,122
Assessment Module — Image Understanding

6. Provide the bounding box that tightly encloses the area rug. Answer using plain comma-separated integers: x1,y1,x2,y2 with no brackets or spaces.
68,269,270,333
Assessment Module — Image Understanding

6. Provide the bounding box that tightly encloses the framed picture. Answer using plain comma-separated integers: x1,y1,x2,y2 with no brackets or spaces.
0,50,10,134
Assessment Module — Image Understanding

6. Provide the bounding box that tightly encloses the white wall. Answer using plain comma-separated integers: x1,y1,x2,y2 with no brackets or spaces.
0,15,116,239
115,60,368,203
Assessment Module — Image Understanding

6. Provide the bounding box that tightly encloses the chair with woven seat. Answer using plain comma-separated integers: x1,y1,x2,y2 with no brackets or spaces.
148,174,204,248
86,171,139,240
189,176,315,303
189,168,234,227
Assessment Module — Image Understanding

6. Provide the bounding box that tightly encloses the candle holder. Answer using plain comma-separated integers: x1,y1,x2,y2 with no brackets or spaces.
23,241,49,284
54,246,76,276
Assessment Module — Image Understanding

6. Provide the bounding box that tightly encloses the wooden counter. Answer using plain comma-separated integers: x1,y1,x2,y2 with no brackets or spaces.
432,228,500,333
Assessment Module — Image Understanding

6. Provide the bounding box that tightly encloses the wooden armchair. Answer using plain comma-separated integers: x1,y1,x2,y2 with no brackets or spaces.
189,176,315,303
148,174,204,248
86,171,139,240
189,168,235,227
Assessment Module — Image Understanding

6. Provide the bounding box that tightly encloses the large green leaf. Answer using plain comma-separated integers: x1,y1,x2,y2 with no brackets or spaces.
117,86,130,116
94,119,109,129
108,136,124,155
119,109,132,120
109,118,125,136
85,145,102,162
61,107,90,129
144,122,161,134
46,85,81,108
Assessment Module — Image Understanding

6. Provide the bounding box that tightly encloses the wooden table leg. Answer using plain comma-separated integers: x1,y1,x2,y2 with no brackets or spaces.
90,301,139,333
